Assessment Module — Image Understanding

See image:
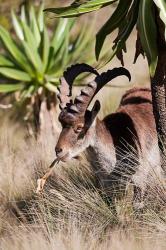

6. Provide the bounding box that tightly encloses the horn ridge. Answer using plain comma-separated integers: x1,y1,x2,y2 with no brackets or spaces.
81,89,90,96
75,97,84,103
58,63,99,110
58,77,71,110
69,105,79,113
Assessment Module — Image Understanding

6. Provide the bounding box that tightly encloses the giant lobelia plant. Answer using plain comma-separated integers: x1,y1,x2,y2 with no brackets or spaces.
45,0,166,168
0,3,96,135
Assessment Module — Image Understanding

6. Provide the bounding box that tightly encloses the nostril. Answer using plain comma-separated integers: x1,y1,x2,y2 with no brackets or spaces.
55,147,63,155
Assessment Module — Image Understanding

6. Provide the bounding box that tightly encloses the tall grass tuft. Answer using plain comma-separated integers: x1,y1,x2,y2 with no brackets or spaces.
0,113,165,249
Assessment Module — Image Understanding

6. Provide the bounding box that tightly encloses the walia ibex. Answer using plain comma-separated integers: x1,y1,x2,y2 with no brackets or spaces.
54,63,160,206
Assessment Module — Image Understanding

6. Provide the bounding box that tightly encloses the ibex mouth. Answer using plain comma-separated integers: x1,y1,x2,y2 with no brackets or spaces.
57,153,69,162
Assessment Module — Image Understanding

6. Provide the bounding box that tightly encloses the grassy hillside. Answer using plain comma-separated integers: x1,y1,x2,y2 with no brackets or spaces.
0,97,165,249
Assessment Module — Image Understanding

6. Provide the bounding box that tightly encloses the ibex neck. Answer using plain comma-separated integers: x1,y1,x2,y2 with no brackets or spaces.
87,119,116,173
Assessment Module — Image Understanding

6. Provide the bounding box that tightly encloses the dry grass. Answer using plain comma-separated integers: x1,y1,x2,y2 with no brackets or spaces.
0,107,165,250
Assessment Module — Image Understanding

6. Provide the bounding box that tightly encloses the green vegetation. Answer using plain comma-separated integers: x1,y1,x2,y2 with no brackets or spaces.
0,3,98,132
45,0,166,77
45,0,166,169
0,4,95,95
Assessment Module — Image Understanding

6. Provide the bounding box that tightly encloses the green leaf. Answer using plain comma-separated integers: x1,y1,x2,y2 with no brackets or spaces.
45,82,58,91
138,0,158,77
18,85,37,101
22,40,43,74
46,76,59,83
20,5,27,24
0,83,23,93
95,0,132,60
30,5,41,47
73,24,88,49
21,20,43,72
21,85,35,98
42,25,50,71
0,67,31,81
72,0,116,8
107,0,139,64
47,41,66,75
21,21,38,50
62,30,69,67
51,18,74,54
11,10,24,40
38,3,44,32
0,55,15,67
44,0,117,17
48,19,74,70
153,0,166,40
71,24,93,61
0,26,33,75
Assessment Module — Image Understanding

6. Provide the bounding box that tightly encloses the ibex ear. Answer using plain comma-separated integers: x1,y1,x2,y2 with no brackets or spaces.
90,100,101,122
84,100,101,133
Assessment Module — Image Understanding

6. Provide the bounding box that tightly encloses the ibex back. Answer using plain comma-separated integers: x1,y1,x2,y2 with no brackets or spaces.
55,64,160,206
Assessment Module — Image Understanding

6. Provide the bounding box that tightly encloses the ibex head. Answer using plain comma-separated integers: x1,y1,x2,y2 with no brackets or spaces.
55,64,131,161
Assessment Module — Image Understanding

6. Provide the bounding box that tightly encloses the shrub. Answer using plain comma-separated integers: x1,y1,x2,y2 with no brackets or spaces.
0,4,96,132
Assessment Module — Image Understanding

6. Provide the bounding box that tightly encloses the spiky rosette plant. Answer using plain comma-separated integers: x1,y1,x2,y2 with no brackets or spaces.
0,3,96,134
45,0,166,168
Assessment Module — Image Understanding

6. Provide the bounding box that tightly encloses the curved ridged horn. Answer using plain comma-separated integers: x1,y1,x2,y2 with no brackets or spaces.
57,63,99,110
73,67,131,114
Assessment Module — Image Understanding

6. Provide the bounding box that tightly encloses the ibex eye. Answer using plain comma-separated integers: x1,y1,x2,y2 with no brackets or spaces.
75,125,83,133
76,127,82,133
